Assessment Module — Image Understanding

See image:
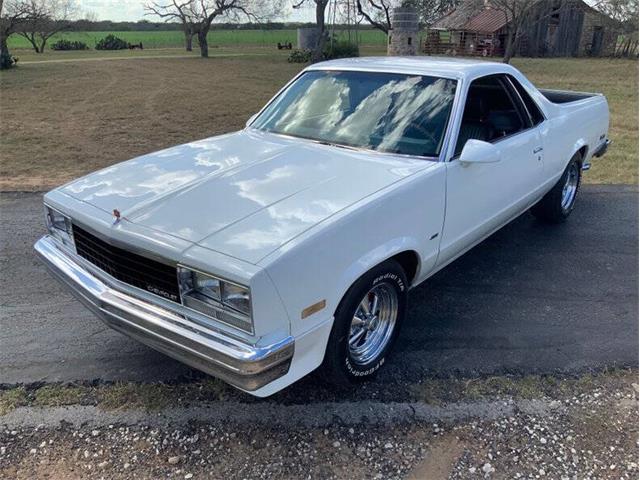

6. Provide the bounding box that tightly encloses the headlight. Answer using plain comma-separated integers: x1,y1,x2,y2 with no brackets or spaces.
177,266,253,333
45,205,74,250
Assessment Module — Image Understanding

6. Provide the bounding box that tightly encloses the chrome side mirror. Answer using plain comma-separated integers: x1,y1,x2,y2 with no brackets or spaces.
459,139,501,165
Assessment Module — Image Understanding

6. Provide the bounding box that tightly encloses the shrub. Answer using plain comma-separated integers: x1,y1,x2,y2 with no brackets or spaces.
95,34,129,51
0,52,18,70
288,49,312,63
51,39,89,51
324,40,359,60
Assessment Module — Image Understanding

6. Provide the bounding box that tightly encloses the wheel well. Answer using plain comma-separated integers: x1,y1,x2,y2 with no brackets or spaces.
576,146,588,164
390,251,420,285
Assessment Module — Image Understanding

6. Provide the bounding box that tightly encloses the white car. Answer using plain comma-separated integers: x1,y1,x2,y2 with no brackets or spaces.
36,57,610,397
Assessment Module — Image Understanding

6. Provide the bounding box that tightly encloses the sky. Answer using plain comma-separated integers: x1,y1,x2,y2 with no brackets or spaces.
81,0,316,22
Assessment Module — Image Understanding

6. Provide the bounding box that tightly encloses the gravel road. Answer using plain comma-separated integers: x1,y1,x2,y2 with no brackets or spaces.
2,371,637,480
1,186,637,391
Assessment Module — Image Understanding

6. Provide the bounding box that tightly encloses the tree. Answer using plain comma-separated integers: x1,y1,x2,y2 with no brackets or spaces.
145,0,274,58
145,0,196,51
593,0,638,32
355,0,459,34
487,0,555,63
355,0,393,34
0,0,30,68
405,0,458,26
293,0,329,61
16,0,77,53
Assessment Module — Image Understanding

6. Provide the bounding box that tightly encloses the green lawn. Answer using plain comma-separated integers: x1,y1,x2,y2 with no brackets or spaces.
7,29,390,50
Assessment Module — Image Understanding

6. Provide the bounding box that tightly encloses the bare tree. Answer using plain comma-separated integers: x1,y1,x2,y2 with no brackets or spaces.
1,0,30,67
293,0,329,61
16,0,77,53
405,0,458,26
145,0,196,51
145,0,274,58
355,0,393,34
593,0,638,32
355,0,459,36
487,0,555,63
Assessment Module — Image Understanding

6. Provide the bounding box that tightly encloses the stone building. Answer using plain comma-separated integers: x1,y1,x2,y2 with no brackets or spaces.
426,0,620,57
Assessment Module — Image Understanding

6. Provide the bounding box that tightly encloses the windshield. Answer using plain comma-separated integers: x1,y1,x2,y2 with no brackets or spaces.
252,70,458,158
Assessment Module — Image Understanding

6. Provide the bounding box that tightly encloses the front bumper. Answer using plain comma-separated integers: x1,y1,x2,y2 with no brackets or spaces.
34,235,294,392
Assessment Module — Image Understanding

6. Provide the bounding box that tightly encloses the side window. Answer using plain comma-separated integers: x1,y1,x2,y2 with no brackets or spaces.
508,75,545,126
454,75,528,156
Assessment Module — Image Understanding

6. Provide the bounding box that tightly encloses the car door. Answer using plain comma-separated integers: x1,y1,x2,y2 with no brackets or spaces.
437,74,545,268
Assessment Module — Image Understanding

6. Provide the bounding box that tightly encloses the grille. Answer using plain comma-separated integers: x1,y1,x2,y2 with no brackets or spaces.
72,225,181,303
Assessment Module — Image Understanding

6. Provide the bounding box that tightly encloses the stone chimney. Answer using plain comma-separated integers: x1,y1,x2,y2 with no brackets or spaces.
387,6,419,56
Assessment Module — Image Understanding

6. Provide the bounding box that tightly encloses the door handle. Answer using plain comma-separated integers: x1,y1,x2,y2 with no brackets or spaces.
533,146,544,154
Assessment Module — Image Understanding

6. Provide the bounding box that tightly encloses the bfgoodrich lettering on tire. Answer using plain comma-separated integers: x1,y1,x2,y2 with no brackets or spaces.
322,259,408,386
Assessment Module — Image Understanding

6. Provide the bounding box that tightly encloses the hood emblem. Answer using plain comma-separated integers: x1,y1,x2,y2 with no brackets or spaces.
113,209,121,224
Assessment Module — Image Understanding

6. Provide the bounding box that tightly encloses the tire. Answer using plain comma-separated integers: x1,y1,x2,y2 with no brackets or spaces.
322,259,408,387
531,153,582,223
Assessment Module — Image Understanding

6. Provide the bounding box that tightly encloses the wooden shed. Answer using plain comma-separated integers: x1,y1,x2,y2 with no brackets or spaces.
425,0,620,58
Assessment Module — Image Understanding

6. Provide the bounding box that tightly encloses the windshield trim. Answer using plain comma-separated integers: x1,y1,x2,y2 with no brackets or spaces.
246,68,459,162
248,128,441,162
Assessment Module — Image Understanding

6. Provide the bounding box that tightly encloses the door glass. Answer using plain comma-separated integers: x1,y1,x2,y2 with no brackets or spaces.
508,75,545,125
455,75,527,156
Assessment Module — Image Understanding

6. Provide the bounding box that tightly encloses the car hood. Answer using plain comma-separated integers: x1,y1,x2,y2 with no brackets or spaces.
61,130,432,263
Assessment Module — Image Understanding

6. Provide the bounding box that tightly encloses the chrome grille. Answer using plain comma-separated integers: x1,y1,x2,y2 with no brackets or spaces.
72,225,180,303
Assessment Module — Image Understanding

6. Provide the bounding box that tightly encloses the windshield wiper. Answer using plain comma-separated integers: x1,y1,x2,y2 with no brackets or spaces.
313,139,361,152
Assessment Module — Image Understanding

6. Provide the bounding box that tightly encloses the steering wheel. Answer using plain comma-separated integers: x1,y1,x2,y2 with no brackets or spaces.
407,121,438,146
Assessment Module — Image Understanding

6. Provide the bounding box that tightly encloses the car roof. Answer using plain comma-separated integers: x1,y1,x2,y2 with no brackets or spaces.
306,56,518,80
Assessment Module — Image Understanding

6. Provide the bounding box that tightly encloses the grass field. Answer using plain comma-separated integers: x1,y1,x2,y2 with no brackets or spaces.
510,57,638,185
0,51,637,189
7,29,390,50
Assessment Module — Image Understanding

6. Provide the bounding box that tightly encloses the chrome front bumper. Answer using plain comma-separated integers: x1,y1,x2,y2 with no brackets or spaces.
34,235,294,391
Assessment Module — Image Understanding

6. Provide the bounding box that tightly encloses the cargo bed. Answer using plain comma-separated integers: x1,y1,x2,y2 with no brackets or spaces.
539,88,599,104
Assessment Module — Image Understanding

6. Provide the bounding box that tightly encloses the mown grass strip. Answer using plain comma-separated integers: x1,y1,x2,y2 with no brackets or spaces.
0,369,635,416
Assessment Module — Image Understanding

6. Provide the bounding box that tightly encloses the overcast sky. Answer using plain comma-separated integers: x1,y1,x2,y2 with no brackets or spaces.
81,0,316,22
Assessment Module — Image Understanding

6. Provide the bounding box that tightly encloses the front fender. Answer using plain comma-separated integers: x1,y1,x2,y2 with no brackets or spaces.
335,237,421,308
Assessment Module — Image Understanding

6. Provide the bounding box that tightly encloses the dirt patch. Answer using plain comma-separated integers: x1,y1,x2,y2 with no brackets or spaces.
407,433,464,479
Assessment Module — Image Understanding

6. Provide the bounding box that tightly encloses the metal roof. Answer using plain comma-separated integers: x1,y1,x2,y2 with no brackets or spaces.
462,8,510,33
431,0,614,33
431,0,484,31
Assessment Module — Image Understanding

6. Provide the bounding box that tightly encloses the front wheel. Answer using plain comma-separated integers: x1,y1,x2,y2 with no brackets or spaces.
531,154,582,223
322,260,408,386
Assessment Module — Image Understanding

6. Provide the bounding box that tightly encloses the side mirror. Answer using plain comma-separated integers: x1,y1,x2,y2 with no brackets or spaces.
245,114,258,128
459,139,500,165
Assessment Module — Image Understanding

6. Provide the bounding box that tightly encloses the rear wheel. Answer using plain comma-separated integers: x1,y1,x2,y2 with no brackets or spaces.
531,153,582,223
322,259,408,386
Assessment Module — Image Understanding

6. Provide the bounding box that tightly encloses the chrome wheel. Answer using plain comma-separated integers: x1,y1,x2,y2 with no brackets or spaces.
348,283,398,366
561,162,579,211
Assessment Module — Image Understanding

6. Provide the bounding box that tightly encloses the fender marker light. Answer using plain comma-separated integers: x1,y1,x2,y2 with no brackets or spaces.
301,300,326,319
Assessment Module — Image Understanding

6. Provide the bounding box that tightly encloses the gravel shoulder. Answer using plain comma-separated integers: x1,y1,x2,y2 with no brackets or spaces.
1,370,637,479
